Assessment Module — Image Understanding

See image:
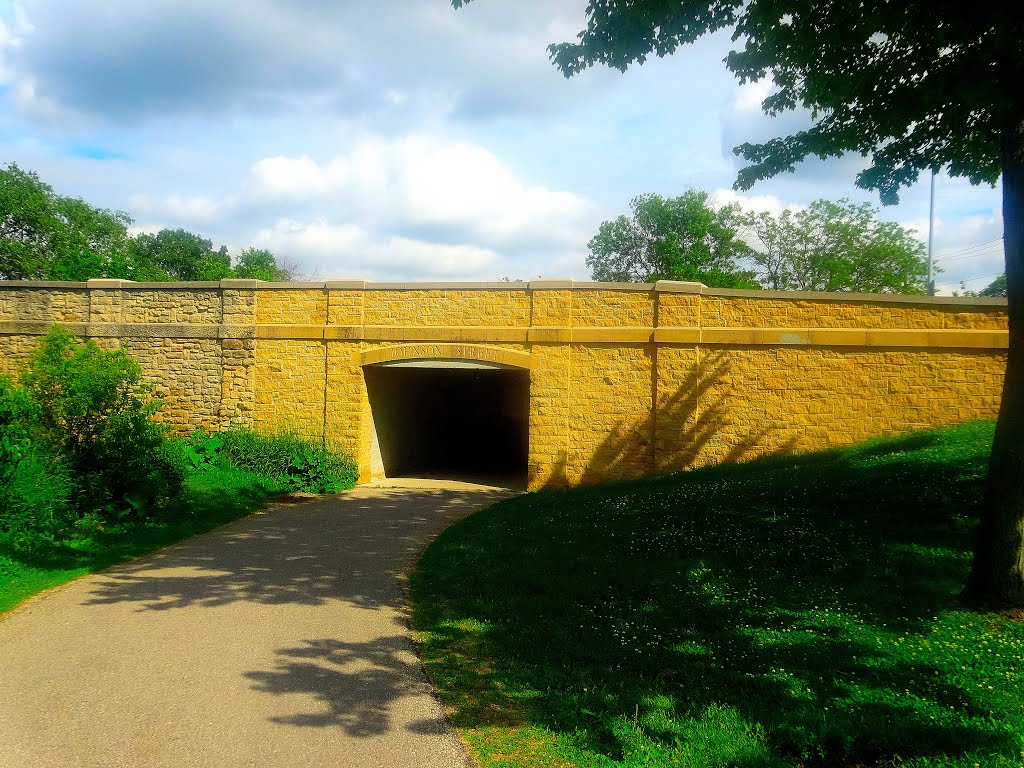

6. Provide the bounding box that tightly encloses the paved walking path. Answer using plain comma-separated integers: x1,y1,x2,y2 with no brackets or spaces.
0,481,510,768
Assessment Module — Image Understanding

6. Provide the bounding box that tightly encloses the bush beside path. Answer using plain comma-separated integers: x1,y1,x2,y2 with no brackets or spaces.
1,325,358,615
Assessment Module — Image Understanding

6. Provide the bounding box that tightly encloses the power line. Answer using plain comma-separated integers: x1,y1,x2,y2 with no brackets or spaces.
945,236,1003,254
938,248,1003,263
965,271,1004,282
935,237,1004,260
934,270,1004,287
937,246,1005,263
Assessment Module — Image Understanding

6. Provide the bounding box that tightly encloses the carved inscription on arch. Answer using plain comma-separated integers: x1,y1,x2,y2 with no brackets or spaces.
357,343,534,369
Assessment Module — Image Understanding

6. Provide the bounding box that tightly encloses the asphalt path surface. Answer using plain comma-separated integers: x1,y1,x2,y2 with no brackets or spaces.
0,480,510,768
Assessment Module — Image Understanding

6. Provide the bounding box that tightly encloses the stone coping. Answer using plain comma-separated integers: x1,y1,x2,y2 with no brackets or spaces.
0,320,1009,349
0,279,1008,307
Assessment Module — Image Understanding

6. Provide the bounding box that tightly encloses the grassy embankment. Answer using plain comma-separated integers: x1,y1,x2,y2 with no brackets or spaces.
411,421,1024,768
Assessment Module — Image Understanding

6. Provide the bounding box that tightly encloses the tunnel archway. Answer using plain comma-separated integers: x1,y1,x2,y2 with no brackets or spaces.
362,356,530,488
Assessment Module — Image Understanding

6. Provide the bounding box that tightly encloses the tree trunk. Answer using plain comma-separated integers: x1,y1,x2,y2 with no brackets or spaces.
964,111,1024,609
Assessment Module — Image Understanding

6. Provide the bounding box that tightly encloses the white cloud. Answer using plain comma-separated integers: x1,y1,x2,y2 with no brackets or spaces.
389,137,589,240
239,135,596,248
249,218,500,280
252,218,367,260
0,0,1002,291
130,193,227,224
127,133,598,280
0,5,29,83
732,79,774,113
924,206,1005,292
710,188,797,215
246,137,589,219
248,155,349,201
370,237,500,277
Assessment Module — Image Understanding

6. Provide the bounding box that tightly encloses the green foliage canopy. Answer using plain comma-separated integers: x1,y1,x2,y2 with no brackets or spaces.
132,228,225,281
234,247,290,281
587,190,759,287
980,274,1008,298
465,0,1023,205
0,163,134,280
958,274,1008,299
742,199,928,293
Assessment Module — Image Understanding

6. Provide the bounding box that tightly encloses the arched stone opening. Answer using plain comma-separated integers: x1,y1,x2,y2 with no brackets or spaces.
360,347,531,488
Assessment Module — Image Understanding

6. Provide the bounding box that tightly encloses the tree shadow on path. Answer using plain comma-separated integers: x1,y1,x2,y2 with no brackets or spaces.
244,633,440,737
84,487,508,612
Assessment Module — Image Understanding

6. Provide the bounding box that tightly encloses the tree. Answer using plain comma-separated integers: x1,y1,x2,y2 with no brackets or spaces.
957,274,1008,299
743,199,928,293
587,191,759,287
132,228,230,281
0,164,53,278
981,274,1008,299
452,0,1024,608
0,163,134,280
234,247,292,281
0,165,301,283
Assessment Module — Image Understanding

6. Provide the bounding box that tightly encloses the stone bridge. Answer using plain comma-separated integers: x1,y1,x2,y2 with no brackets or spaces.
0,279,1008,489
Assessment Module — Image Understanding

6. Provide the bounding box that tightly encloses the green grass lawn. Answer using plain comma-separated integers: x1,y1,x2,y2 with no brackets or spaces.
0,467,279,615
410,421,1024,768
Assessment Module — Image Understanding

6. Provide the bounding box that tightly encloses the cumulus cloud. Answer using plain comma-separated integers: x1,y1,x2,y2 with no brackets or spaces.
129,192,226,225
240,136,595,247
731,79,774,114
251,219,502,280
925,207,1005,292
131,133,600,281
0,0,1002,290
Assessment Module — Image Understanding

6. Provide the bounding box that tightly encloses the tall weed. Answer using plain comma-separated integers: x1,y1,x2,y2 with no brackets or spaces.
210,427,358,493
0,448,74,554
1,377,75,552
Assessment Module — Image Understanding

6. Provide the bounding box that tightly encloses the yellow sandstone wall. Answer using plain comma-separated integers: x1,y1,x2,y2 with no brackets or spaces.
0,278,1009,490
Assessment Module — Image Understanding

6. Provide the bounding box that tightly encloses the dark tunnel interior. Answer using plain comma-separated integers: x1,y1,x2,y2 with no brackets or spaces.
363,365,530,486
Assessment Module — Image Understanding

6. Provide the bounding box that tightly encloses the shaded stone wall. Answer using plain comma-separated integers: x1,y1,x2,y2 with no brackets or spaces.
0,278,1009,490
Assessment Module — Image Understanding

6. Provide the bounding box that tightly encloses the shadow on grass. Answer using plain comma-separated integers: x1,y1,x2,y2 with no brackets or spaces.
2,469,280,573
411,421,1022,766
0,468,289,615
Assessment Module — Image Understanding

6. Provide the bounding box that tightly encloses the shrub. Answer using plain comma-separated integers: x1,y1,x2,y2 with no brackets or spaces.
0,375,37,466
17,326,183,520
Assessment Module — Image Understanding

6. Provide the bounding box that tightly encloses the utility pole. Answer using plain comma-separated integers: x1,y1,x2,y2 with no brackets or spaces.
927,170,935,296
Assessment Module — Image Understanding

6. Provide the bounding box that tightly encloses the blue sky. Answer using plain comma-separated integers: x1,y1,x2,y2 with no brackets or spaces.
0,0,1006,291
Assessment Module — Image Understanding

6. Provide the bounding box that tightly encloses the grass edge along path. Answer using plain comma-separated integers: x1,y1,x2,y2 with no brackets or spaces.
410,421,1024,768
0,467,280,616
